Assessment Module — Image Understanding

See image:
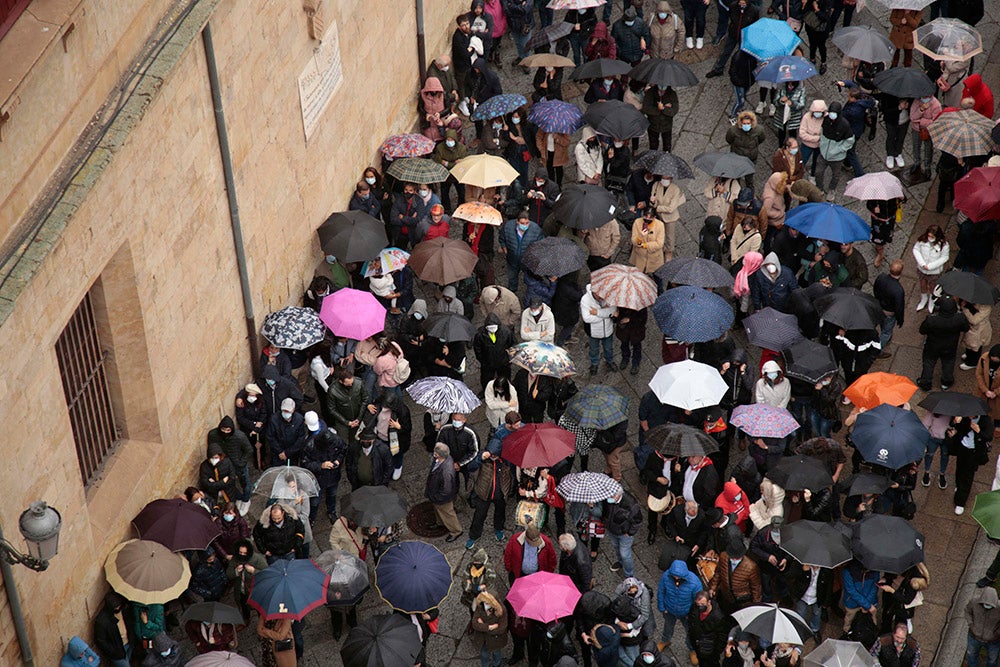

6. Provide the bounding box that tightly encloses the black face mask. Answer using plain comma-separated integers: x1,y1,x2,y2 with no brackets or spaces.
695,604,708,612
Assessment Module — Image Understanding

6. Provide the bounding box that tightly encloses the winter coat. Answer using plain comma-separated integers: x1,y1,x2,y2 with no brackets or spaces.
749,478,785,530
909,96,942,133
611,16,650,63
761,173,787,227
963,304,992,351
345,440,393,488
94,599,134,661
258,366,304,418
235,389,268,438
478,287,519,330
709,554,763,608
188,555,228,602
581,285,616,338
62,636,99,667
705,179,742,221
484,381,518,427
560,539,595,592
468,58,503,102
658,560,702,616
265,412,308,462
755,374,791,409
499,219,545,262
324,380,367,444
662,505,709,551
504,0,533,33
208,417,254,469
976,352,1000,421
503,530,558,578
919,298,969,354
584,219,621,259
716,480,751,529
199,443,240,503
688,604,728,657
471,604,509,651
842,564,878,609
257,617,295,667
525,272,557,307
473,455,513,501
819,131,855,162
301,429,347,490
552,277,585,327
630,217,666,273
536,131,572,166
963,74,994,118
648,1,684,58
214,512,251,559
966,586,1000,642
615,307,648,344
888,9,921,50
604,491,644,537
252,504,305,558
651,180,686,224
142,634,182,667
798,100,827,148
912,240,949,276
585,20,617,60
474,316,516,372
874,273,906,324
426,456,460,504
575,128,605,182
730,222,763,264
642,86,679,134
726,111,767,161
750,253,797,312
771,84,806,133
520,303,556,342
772,148,805,184
727,0,760,40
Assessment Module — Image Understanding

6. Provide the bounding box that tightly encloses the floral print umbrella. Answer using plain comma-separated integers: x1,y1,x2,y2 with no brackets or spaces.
261,306,326,350
528,99,584,134
508,341,576,378
362,247,410,278
379,133,435,158
730,404,800,438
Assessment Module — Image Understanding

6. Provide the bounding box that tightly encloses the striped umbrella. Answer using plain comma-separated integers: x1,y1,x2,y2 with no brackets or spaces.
406,376,481,413
452,201,503,226
450,154,520,189
929,109,995,159
470,93,529,121
733,604,813,645
730,404,800,438
509,341,577,378
261,306,326,350
590,264,658,310
743,307,804,350
843,171,905,201
522,237,587,277
386,158,450,184
362,247,410,278
655,256,734,289
653,286,734,343
380,133,435,158
564,385,629,430
528,100,584,134
556,471,623,503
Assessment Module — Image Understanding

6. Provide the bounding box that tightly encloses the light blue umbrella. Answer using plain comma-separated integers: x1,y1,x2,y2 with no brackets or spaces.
784,203,872,243
754,55,818,83
741,18,802,61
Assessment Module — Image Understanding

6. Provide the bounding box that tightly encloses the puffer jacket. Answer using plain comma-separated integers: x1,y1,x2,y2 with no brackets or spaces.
574,127,605,183
648,0,684,58
842,564,878,610
819,130,855,162
912,240,950,276
604,491,643,536
709,553,762,607
252,503,305,558
749,478,785,530
581,285,616,338
909,96,942,133
919,297,969,354
750,252,797,312
658,560,702,616
761,172,787,226
726,110,767,161
797,100,827,148
524,271,557,306
611,15,650,63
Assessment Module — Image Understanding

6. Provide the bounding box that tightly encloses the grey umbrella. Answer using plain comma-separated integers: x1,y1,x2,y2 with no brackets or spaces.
314,548,370,606
804,639,877,667
831,26,895,63
522,237,588,277
634,150,694,179
317,210,389,263
655,256,734,288
570,58,632,80
693,151,757,179
629,58,699,88
425,312,476,342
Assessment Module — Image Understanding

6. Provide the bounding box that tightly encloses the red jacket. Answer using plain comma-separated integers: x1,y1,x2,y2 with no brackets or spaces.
503,531,557,578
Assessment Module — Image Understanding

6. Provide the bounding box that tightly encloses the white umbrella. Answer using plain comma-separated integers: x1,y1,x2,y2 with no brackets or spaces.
869,0,935,9
648,360,728,410
803,639,877,667
732,604,813,645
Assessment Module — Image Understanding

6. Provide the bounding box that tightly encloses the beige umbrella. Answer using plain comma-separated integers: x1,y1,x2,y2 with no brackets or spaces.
450,154,520,189
105,539,191,604
452,201,503,226
519,53,576,68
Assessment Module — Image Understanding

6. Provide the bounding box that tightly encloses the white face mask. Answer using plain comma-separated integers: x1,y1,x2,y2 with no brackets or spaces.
927,236,936,243
160,649,172,658
512,116,521,124
453,420,465,429
734,493,742,501
789,147,799,155
325,254,337,264
439,65,449,72
614,141,624,148
365,176,377,185
545,66,555,73
827,112,838,120
446,139,456,148
492,122,502,130
658,11,668,18
812,112,824,118
535,180,545,187
281,410,293,420
530,308,542,316
661,179,672,187
210,457,221,466
418,189,429,197
486,324,499,333
247,395,258,403
767,371,779,380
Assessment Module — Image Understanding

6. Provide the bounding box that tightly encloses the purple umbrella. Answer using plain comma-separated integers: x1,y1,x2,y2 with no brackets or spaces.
319,288,387,341
730,404,800,438
528,100,584,134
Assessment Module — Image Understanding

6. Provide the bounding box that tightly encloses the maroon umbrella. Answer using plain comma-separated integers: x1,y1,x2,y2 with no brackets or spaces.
133,499,221,552
501,423,576,468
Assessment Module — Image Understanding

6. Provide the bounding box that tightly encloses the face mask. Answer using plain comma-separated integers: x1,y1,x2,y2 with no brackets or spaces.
413,312,424,320
360,193,370,200
530,308,542,316
486,324,498,333
642,656,655,664
492,122,502,130
281,410,293,420
405,192,414,199
418,189,429,197
453,420,464,429
661,179,672,186
614,141,624,148
658,11,668,18
625,19,635,25
767,371,779,380
695,604,708,612
812,112,824,118
731,557,742,566
927,236,936,243
440,65,449,72
606,496,619,505
546,630,556,639
739,642,750,650
771,530,781,539
985,604,996,610
210,457,221,466
223,513,235,522
734,493,742,501
518,223,530,231
827,112,838,120
247,395,258,403
741,123,752,131
821,378,832,386
545,66,555,74
535,180,545,187
160,649,173,658
446,139,456,148
789,147,798,155
920,96,932,103
603,78,614,86
265,379,276,388
512,116,521,125
365,176,376,185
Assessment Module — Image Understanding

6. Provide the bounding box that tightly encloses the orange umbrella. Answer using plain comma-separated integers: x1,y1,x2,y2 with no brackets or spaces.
843,372,918,410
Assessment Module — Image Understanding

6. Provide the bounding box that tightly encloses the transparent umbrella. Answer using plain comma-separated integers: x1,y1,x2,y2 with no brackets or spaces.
253,465,320,499
914,18,983,62
314,548,370,606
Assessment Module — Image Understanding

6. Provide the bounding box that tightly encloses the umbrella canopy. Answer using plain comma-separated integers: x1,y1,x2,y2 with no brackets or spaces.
509,341,576,378
314,548,370,606
653,286,734,343
340,613,422,667
843,372,917,410
784,203,871,243
408,238,479,284
656,256,735,289
502,423,577,468
385,157,450,184
843,171,905,202
450,154,520,189
628,57,699,88
954,167,1000,222
591,103,650,140
319,288,387,341
249,558,330,620
590,263,658,310
253,465,320,499
803,639,877,667
132,499,220,553
525,21,574,50
754,55,818,83
261,306,326,351
914,17,983,61
692,151,757,179
570,57,632,80
180,601,245,626
507,571,583,622
918,391,989,417
552,184,618,229
780,520,853,568
649,360,729,410
733,604,813,644
766,455,834,491
869,0,935,10
848,472,893,496
470,93,529,121
185,652,255,667
105,539,191,605
831,25,895,63
520,53,576,68
852,514,925,574
406,376,482,414
852,404,929,469
453,201,503,226
342,486,409,528
744,307,804,350
528,99,584,134
930,108,995,158
633,150,694,179
548,0,607,7
783,339,838,384
556,471,623,503
522,237,588,277
317,211,389,263
582,99,637,128
741,18,802,60
814,287,884,331
426,312,476,342
362,247,410,278
730,404,800,438
938,269,1000,305
375,541,452,613
380,133,434,158
564,385,629,430
645,423,720,457
873,66,936,98
972,491,1000,540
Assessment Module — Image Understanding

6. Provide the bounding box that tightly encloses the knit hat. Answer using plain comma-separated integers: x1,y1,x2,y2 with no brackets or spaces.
304,411,320,430
280,397,296,412
525,524,543,547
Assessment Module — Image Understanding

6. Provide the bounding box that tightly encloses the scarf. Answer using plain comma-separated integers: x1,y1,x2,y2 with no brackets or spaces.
737,645,756,667
733,251,763,296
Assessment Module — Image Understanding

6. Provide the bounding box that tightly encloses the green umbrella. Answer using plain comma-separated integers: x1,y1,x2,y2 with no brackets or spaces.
564,385,629,431
386,158,451,184
973,490,1000,539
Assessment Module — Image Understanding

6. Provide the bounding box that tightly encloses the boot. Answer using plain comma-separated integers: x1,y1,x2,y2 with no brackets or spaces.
916,293,928,311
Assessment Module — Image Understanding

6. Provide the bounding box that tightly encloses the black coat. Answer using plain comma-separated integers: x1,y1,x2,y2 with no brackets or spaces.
207,421,254,469
787,565,835,606
265,412,308,461
199,445,240,504
560,540,594,593
662,506,710,551
473,317,517,372
684,461,722,508
603,492,644,537
234,390,269,438
345,441,393,488
426,456,460,504
919,299,969,353
469,58,503,102
688,604,728,657
258,366,304,417
513,369,555,423
361,397,413,455
252,512,305,558
93,602,134,661
552,278,584,326
640,450,681,499
301,429,347,489
873,273,905,325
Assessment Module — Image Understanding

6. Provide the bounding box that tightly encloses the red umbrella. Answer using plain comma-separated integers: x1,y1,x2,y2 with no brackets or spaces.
501,423,576,468
954,167,1000,222
132,499,221,552
506,572,581,622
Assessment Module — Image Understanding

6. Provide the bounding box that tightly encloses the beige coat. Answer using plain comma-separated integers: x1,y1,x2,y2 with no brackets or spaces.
480,285,522,329
761,172,788,227
536,131,571,167
976,352,1000,422
964,304,993,351
889,9,921,50
749,478,785,530
584,219,621,259
651,181,685,224
520,303,556,342
630,218,666,274
648,1,684,59
729,223,762,264
704,178,741,221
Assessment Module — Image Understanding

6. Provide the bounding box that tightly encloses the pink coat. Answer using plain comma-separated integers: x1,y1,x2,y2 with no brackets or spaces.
485,0,508,37
373,342,404,388
909,97,942,133
797,100,827,148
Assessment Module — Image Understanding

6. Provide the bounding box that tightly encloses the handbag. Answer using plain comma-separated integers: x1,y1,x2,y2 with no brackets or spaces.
516,499,547,527
388,430,400,456
578,517,605,537
274,638,294,652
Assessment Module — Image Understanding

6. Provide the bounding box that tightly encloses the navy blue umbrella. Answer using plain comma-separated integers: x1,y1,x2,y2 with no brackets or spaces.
784,203,871,243
851,404,930,469
248,559,330,620
653,286,734,343
743,307,803,350
754,55,818,83
374,541,452,614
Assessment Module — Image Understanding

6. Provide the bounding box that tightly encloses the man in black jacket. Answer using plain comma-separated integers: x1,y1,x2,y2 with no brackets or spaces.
345,429,392,489
663,500,710,565
264,398,308,466
473,313,515,389
301,428,346,522
682,455,722,508
426,443,464,542
688,590,728,666
207,416,253,509
706,0,760,78
93,592,135,665
749,516,789,602
198,443,240,512
252,503,305,563
558,533,594,593
605,490,643,578
917,296,969,391
870,624,921,667
874,260,906,355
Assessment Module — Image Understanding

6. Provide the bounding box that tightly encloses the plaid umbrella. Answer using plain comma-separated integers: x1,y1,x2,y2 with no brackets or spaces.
645,423,720,457
692,151,756,179
380,133,435,158
564,385,629,430
784,203,871,243
873,66,936,98
386,158,450,184
556,471,623,503
425,313,476,342
744,307,804,350
363,247,410,278
656,256,734,288
552,184,618,229
509,341,577,378
261,306,326,350
730,404,800,438
954,167,1000,222
929,109,995,159
408,238,478,284
648,360,728,410
528,99,584,134
844,372,918,410
634,150,694,179
831,26,894,63
754,55,818,83
741,18,802,60
453,201,503,226
450,154,521,189
851,514,924,574
590,264,658,309
569,58,633,81
783,338,838,383
522,237,587,277
766,455,834,491
851,404,929,469
628,57,699,88
938,269,1000,304
471,93,529,121
844,171,905,201
914,18,983,61
525,21,573,50
653,286,734,343
814,287,884,330
406,376,481,413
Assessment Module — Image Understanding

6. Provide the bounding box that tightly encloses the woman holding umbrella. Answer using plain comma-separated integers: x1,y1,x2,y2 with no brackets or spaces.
975,346,1000,436
502,107,533,192
471,592,509,667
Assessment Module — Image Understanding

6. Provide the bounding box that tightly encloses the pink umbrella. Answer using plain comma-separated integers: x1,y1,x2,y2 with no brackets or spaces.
320,288,387,341
506,572,582,623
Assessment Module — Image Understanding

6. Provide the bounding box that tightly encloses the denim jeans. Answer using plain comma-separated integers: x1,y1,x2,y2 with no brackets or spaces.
481,646,504,667
310,480,340,521
507,261,522,292
845,145,864,178
795,600,822,633
111,645,132,667
512,30,532,60
968,634,1000,667
811,411,834,439
570,33,585,65
620,643,640,665
800,144,819,175
607,532,635,577
924,437,949,473
589,335,615,367
731,86,747,118
662,612,692,648
715,0,730,40
788,397,812,440
879,314,896,348
236,464,252,502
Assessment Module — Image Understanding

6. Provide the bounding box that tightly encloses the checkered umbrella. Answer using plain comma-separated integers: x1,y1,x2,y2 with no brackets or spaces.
645,423,720,457
844,171,905,201
564,385,629,430
261,306,326,350
743,307,804,350
556,471,623,504
380,133,435,158
522,237,587,277
653,286,734,343
634,150,694,179
406,376,481,413
386,158,450,184
656,256,734,288
590,264,658,310
730,404,800,438
528,99,584,134
929,109,995,159
470,93,529,121
914,18,983,62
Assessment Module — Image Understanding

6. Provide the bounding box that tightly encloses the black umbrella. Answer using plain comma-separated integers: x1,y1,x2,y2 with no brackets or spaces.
655,256,734,289
318,211,389,264
526,21,574,50
847,472,892,496
918,391,990,417
693,151,757,179
341,613,422,667
582,99,636,127
852,514,925,574
780,520,853,568
589,104,649,140
646,423,720,457
570,57,632,80
522,236,588,276
743,307,804,350
425,313,476,342
938,270,1000,305
814,287,884,331
180,601,245,626
633,150,694,179
873,67,935,99
783,339,838,384
552,184,618,229
766,455,834,491
629,57,699,88
851,404,929,470
341,486,409,528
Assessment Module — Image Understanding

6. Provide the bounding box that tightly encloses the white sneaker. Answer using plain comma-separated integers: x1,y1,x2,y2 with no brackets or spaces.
755,101,766,114
956,506,965,515
392,466,403,481
960,362,976,371
895,155,905,168
928,297,935,314
916,294,929,311
686,37,694,49
768,103,776,116
696,38,704,49
885,156,894,169
458,99,470,116
237,500,250,516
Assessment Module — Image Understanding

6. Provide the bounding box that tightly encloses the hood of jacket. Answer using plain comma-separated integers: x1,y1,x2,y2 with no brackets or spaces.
472,56,489,73
207,441,225,459
721,480,744,502
974,585,1000,607
152,633,178,654
484,312,501,327
938,296,958,316
963,73,985,96
580,125,597,143
592,21,610,40
762,251,782,281
822,102,852,141
737,109,758,128
808,99,828,114
702,215,722,234
667,559,691,578
761,360,781,375
789,178,824,202
262,364,280,382
472,547,489,565
656,0,674,13
66,637,89,659
410,298,428,319
259,502,298,527
421,76,444,95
